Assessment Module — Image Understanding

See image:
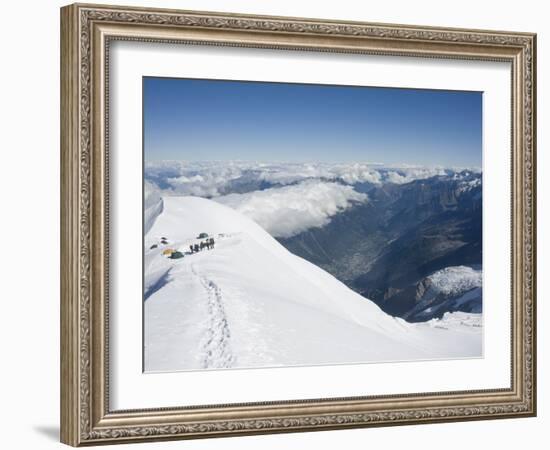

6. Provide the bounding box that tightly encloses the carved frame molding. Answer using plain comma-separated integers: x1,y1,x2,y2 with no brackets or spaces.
60,3,536,446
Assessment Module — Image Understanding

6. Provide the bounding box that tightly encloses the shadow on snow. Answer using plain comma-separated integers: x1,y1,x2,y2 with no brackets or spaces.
144,269,172,301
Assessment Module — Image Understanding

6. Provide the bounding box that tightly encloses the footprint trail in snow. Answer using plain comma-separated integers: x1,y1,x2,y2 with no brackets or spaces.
192,265,235,369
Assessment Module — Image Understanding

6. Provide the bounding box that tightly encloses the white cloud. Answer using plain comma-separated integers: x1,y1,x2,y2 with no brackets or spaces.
147,161,247,197
167,171,234,197
215,180,368,238
257,163,332,185
384,167,447,184
330,163,383,184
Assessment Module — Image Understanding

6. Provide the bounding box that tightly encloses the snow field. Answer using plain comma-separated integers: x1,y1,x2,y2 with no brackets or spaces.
144,195,482,372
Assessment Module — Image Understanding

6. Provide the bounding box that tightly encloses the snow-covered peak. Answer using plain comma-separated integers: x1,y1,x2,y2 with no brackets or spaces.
427,266,482,296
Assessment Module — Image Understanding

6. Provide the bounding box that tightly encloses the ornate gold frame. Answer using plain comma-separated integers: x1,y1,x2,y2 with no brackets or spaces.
60,3,536,446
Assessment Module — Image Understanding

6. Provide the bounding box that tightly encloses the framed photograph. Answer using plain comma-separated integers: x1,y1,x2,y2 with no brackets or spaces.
60,3,537,446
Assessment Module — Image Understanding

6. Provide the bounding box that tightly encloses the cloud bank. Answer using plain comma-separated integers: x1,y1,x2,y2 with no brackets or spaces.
384,167,448,184
144,161,481,237
145,160,480,198
215,180,367,238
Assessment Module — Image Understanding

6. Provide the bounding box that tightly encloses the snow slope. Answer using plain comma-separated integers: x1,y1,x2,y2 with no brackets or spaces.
144,181,163,235
144,195,482,372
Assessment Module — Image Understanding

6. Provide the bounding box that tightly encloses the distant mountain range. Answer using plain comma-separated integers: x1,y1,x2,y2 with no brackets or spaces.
277,171,482,321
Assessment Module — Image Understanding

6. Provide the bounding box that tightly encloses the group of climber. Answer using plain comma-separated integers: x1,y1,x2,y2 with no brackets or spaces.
189,237,215,254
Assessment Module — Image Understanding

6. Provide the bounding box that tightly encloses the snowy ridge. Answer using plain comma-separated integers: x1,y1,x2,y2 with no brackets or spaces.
144,194,482,372
457,177,482,195
403,266,482,321
423,311,482,330
144,181,163,235
427,266,482,296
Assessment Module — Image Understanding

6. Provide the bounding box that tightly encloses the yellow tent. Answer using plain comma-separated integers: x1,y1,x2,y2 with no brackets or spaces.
162,248,175,256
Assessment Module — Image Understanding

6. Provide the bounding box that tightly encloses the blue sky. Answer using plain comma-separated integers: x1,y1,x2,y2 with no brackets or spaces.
143,77,482,167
